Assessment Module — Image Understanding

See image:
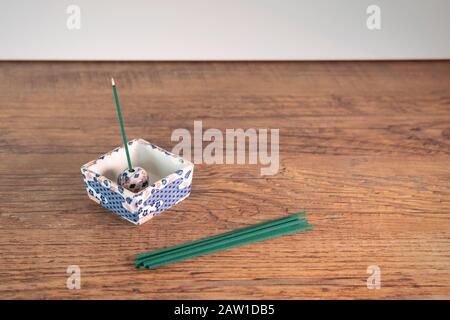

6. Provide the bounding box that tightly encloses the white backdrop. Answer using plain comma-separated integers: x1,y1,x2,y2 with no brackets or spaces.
1,0,449,60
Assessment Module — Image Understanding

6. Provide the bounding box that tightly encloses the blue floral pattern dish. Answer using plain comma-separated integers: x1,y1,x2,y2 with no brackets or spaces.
80,139,194,225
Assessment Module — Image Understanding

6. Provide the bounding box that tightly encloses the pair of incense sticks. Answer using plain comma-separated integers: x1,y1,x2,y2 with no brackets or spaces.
135,212,312,269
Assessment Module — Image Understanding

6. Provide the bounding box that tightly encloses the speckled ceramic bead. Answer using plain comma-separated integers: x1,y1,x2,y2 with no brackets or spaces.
117,167,149,193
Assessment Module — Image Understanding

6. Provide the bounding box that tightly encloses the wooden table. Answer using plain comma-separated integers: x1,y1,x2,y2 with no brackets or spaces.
0,61,449,299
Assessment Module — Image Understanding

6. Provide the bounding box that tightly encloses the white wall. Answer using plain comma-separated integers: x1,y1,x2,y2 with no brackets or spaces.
1,0,449,60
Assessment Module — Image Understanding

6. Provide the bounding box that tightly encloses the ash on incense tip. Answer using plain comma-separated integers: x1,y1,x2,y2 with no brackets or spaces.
117,166,149,193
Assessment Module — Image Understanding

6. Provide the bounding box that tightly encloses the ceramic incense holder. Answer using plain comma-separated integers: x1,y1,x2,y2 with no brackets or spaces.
81,139,194,225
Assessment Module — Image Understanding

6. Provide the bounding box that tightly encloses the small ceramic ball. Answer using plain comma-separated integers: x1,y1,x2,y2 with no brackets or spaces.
117,167,149,193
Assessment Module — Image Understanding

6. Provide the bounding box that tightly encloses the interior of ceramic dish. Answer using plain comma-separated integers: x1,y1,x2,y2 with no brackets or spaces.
87,140,190,186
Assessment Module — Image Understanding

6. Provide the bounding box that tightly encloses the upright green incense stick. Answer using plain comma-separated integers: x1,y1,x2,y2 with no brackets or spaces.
112,78,133,172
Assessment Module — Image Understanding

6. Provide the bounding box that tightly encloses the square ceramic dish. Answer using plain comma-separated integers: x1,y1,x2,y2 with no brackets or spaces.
80,139,193,225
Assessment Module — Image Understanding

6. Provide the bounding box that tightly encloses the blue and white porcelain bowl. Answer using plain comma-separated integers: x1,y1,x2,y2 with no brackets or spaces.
80,139,194,225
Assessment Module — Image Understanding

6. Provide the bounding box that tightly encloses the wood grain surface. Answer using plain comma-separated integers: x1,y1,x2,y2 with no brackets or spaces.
0,61,449,299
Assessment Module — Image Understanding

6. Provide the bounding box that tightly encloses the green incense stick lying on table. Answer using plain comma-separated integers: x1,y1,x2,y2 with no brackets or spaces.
136,212,312,269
